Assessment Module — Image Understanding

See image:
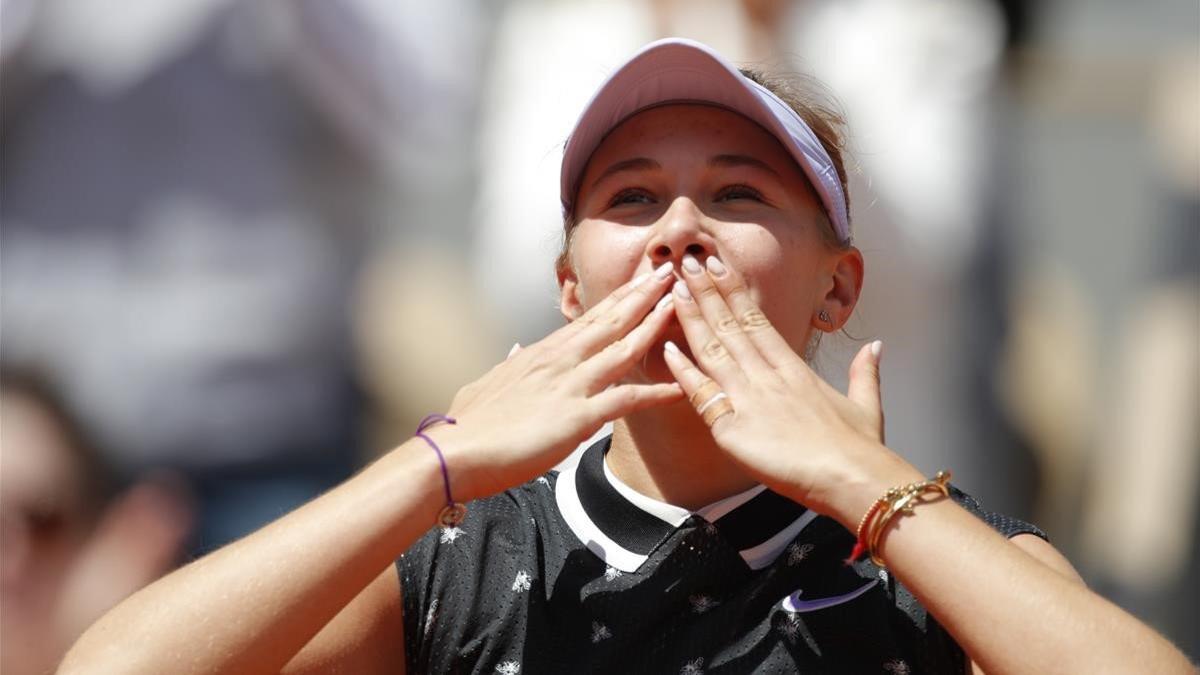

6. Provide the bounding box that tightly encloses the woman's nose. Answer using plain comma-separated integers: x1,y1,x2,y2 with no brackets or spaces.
646,197,716,267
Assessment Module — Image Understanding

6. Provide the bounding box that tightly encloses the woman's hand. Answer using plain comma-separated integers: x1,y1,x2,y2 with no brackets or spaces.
430,262,684,502
661,253,923,529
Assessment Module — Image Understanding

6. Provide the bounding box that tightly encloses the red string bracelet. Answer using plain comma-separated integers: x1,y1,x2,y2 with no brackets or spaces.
848,498,888,564
415,414,467,528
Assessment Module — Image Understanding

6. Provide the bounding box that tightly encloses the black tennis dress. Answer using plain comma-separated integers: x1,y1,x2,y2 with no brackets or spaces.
397,436,1045,674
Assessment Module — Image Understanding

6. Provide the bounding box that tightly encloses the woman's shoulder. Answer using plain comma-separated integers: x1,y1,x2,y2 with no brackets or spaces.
467,471,564,528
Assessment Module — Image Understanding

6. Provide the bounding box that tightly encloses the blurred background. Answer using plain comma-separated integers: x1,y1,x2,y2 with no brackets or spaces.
0,0,1195,671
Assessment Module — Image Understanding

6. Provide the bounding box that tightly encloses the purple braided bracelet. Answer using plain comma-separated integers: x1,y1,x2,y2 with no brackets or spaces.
415,413,466,527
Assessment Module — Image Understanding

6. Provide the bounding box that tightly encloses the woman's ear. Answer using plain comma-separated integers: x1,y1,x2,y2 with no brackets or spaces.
817,246,864,330
557,260,585,321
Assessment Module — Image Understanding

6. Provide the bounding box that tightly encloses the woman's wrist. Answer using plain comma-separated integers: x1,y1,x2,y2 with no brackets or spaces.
812,442,927,534
397,423,464,505
373,438,458,528
404,419,508,505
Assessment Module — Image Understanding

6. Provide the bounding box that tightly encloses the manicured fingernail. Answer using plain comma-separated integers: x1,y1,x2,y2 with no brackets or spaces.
681,255,702,275
673,279,692,300
654,261,674,280
706,256,727,277
654,293,674,313
632,272,649,287
869,340,882,360
664,340,681,355
507,342,521,358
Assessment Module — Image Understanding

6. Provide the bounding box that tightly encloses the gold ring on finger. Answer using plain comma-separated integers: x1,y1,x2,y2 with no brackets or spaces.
689,381,723,410
695,391,728,416
701,398,735,426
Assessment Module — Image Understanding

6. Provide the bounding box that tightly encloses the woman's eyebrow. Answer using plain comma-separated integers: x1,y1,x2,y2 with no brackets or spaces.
590,157,661,188
709,154,781,177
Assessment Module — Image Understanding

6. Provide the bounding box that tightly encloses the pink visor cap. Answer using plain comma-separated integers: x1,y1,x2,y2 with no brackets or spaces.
560,37,851,245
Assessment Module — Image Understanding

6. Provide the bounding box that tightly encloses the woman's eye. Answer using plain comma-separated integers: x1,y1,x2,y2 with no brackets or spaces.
715,184,764,202
609,189,654,207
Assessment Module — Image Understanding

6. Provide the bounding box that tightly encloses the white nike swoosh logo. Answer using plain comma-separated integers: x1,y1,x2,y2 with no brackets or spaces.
780,579,878,613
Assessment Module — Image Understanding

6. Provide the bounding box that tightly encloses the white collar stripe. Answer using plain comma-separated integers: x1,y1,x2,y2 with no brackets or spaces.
554,436,812,573
695,484,767,522
740,510,820,570
554,455,652,573
602,453,692,527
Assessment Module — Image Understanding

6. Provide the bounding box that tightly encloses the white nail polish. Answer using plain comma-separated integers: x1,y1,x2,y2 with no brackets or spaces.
654,293,674,312
654,261,674,280
869,340,882,359
507,342,522,358
705,256,727,276
673,279,692,300
664,340,681,355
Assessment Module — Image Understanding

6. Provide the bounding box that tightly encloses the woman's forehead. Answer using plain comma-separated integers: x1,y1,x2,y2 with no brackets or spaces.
583,104,803,179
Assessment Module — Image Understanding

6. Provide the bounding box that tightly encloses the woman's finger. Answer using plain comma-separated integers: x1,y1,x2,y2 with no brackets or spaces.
677,254,769,373
661,339,710,391
543,262,670,350
588,381,684,421
565,262,676,359
661,340,736,429
703,255,798,370
670,277,745,387
846,340,884,441
574,293,676,393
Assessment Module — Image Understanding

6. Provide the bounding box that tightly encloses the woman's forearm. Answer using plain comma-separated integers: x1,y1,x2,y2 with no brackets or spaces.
876,497,1193,674
57,439,445,675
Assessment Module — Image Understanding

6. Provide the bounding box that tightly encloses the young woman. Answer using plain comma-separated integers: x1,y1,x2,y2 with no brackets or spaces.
60,38,1191,674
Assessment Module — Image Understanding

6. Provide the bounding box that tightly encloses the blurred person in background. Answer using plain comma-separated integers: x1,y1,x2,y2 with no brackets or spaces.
965,0,1198,654
0,0,365,554
1,367,192,675
1077,45,1200,654
0,0,495,555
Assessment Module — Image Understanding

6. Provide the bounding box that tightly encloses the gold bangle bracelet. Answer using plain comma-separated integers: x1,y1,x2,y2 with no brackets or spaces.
863,471,952,568
868,490,922,565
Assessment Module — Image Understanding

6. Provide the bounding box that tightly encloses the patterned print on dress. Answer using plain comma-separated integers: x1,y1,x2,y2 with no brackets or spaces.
689,594,717,614
702,520,718,536
603,565,623,581
495,661,521,675
536,476,551,487
778,613,802,644
591,621,612,643
883,658,910,674
512,571,532,592
439,527,464,544
423,598,439,637
680,657,705,674
787,542,814,566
